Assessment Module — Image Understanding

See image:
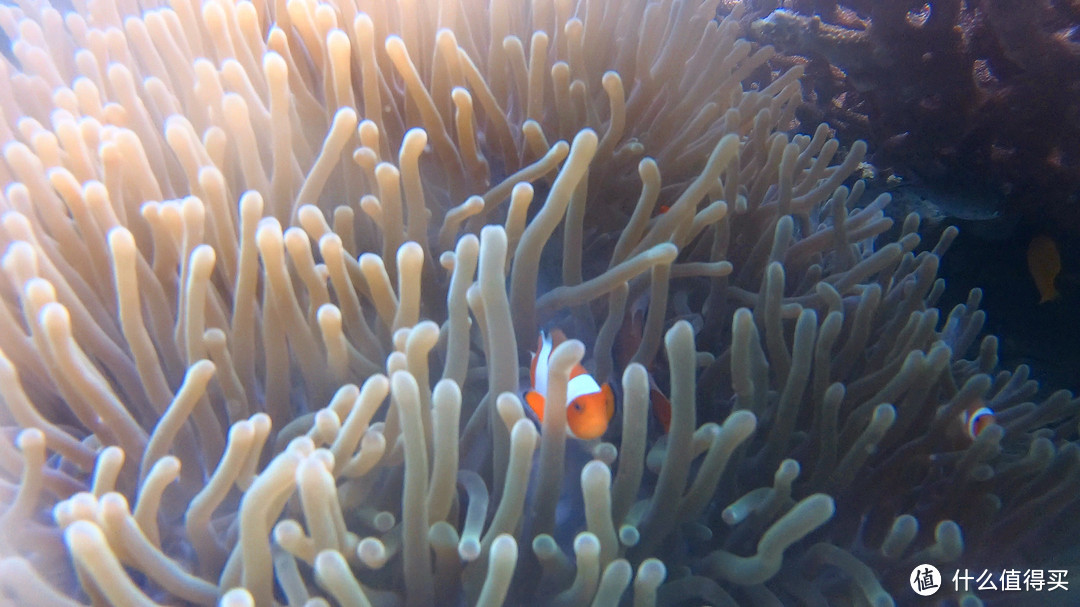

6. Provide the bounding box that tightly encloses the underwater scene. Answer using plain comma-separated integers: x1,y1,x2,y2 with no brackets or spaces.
1,0,1078,605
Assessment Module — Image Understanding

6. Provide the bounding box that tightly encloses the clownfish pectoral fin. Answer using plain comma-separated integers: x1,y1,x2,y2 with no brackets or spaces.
524,390,546,423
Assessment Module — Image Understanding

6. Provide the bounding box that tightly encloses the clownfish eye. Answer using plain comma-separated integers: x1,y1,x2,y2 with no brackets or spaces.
571,402,584,412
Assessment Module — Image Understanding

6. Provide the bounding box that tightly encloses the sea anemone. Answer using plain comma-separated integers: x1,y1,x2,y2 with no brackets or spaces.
1,0,1078,605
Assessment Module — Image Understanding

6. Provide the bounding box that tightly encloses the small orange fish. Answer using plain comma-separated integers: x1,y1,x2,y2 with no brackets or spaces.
649,383,672,432
1027,235,1061,304
525,329,615,440
960,404,995,440
614,299,672,433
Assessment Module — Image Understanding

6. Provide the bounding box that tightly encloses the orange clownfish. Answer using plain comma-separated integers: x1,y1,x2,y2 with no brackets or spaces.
961,405,996,440
524,329,615,440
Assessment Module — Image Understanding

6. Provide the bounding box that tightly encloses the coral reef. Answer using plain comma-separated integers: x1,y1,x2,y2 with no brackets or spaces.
0,0,1078,606
725,0,1080,233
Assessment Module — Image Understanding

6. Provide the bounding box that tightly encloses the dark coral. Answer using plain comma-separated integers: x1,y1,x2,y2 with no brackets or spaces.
721,0,1080,233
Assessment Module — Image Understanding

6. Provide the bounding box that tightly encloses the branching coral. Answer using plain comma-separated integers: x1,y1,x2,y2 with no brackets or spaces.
0,0,1077,606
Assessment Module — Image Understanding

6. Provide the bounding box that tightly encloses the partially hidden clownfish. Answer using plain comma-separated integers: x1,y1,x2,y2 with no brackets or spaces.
613,298,673,433
524,329,615,440
961,404,996,440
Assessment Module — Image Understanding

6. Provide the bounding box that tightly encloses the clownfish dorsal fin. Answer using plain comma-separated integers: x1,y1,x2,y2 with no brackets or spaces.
534,330,553,399
549,328,569,347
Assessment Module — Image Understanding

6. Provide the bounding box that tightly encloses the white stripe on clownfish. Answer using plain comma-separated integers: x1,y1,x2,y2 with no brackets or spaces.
962,405,996,440
567,373,603,403
534,330,553,398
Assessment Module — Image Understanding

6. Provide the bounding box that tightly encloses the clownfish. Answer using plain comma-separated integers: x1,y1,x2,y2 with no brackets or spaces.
613,298,673,433
649,382,672,433
524,329,615,440
961,404,996,440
